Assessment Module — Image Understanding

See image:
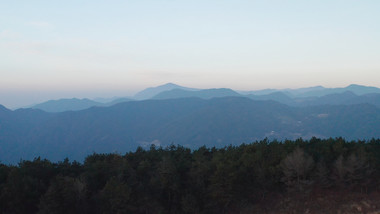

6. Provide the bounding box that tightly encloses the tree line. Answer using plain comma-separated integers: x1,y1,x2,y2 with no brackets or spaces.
1,137,380,213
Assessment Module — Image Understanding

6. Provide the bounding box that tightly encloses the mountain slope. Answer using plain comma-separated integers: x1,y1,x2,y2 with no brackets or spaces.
246,92,295,106
1,97,380,163
296,92,380,107
243,86,326,96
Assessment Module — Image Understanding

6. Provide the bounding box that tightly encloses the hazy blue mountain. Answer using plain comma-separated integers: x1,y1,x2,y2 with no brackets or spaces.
238,88,279,96
294,91,380,107
283,86,326,97
346,84,380,94
247,91,380,107
244,91,380,107
31,82,195,112
295,84,380,97
30,97,134,113
14,83,380,111
243,84,380,98
93,96,132,103
352,93,380,106
104,97,134,106
29,84,380,113
152,88,241,100
299,91,357,106
242,86,325,96
133,83,198,100
31,98,102,112
1,97,380,163
0,104,10,113
246,92,295,106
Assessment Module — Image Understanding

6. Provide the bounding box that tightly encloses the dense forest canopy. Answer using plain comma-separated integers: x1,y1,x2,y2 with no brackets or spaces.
1,137,380,213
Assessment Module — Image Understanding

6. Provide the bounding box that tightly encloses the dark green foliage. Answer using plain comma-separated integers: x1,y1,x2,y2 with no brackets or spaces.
98,177,133,214
0,158,57,214
0,138,380,213
38,176,86,214
281,147,314,193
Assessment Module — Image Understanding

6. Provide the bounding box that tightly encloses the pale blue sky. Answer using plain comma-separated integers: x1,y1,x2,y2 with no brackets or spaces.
1,0,380,108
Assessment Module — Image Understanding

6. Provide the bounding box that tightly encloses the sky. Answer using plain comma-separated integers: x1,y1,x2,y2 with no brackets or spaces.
1,0,380,108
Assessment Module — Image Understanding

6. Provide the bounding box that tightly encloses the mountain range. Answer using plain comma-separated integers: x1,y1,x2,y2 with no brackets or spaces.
27,83,380,112
1,95,380,163
152,88,240,100
30,97,134,112
1,83,380,163
243,84,380,97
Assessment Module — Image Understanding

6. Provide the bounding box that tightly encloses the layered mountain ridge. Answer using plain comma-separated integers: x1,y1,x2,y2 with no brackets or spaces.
1,95,380,163
26,83,380,112
1,83,380,163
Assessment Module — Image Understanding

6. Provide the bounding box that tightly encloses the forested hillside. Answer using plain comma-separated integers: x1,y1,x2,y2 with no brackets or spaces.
1,138,380,213
1,97,380,163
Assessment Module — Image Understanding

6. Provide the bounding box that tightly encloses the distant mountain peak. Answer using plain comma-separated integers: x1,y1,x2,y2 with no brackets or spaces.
347,84,363,88
344,84,380,95
162,82,179,87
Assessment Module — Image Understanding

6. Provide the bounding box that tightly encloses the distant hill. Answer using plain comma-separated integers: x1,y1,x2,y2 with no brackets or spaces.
28,84,380,112
243,86,325,96
31,98,102,112
103,97,134,106
28,82,201,112
93,96,132,103
294,91,380,107
0,104,10,113
244,84,380,98
30,97,134,113
1,97,380,163
293,84,380,97
246,92,295,106
285,86,326,97
352,93,380,106
152,88,241,100
133,83,198,100
243,86,380,107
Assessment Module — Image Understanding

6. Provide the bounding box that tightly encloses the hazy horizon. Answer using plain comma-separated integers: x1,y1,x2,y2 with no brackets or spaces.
1,82,379,109
1,1,380,108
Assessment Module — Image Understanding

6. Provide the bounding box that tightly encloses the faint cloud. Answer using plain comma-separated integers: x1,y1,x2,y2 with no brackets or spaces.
28,21,52,28
0,30,21,39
